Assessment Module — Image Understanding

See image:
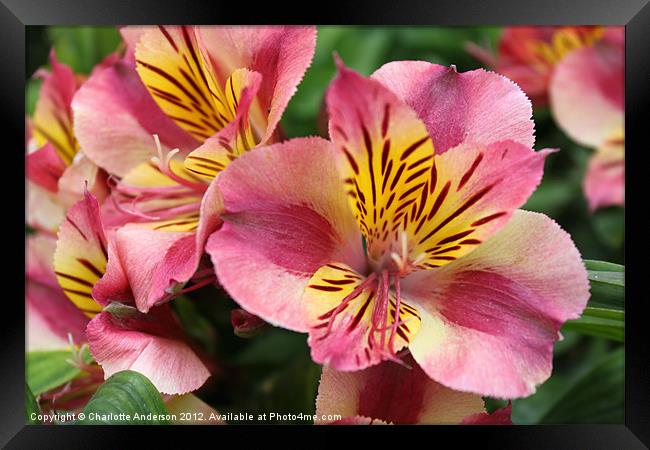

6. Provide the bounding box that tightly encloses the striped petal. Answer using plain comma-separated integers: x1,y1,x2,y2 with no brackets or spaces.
183,69,262,180
135,25,242,143
315,353,485,424
305,263,421,370
327,60,435,270
53,191,108,318
550,42,624,148
208,137,365,332
72,57,198,177
403,210,589,398
410,140,553,270
32,50,79,165
196,25,317,143
86,304,210,395
372,61,535,153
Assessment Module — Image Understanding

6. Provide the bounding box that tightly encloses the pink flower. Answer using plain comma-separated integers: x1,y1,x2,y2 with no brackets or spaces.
468,26,620,107
68,26,317,311
207,59,590,398
73,25,317,178
52,191,211,394
549,32,624,211
315,352,511,425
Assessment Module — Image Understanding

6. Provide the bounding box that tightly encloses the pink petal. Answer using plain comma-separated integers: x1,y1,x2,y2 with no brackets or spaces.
92,236,134,307
26,182,65,233
404,210,589,398
208,137,365,332
25,143,66,192
86,304,210,394
196,26,317,144
550,43,624,147
57,155,110,210
72,58,198,176
111,226,194,313
26,233,59,288
584,148,625,211
315,353,485,424
372,61,535,153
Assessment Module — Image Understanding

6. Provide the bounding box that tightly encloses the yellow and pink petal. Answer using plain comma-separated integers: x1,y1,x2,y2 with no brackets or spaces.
207,137,366,332
195,25,317,144
32,50,79,165
53,190,109,318
403,210,589,398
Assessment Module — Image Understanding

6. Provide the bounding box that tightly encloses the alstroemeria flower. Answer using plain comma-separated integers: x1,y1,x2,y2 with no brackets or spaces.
70,26,316,310
468,26,622,106
26,50,109,234
52,191,211,394
315,353,511,425
549,33,624,211
73,25,317,178
207,60,589,398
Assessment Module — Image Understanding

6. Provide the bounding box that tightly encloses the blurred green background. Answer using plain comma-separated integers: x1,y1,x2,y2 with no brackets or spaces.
26,26,624,424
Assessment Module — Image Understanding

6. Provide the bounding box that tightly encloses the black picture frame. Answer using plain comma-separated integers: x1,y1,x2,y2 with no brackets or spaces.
4,0,648,447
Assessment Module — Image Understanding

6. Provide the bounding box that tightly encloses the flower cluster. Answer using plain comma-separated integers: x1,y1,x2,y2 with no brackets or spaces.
27,25,616,424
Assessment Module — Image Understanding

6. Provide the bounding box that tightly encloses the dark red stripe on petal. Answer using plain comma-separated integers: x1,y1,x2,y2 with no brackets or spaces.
322,278,356,285
308,285,344,292
457,152,484,191
77,258,104,278
436,229,474,246
158,26,179,52
341,147,359,175
426,181,451,221
400,136,429,162
471,211,507,227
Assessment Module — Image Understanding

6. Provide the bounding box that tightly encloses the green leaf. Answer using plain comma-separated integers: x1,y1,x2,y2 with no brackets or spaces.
511,337,619,424
585,259,624,310
25,383,40,424
47,26,121,74
26,348,92,396
561,260,624,341
77,370,170,424
539,348,624,423
563,308,624,342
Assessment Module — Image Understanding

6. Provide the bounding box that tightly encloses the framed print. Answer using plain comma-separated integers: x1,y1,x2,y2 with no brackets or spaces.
4,0,648,447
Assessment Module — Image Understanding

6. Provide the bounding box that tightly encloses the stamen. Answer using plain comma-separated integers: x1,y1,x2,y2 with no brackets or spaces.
151,134,207,193
323,273,378,338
